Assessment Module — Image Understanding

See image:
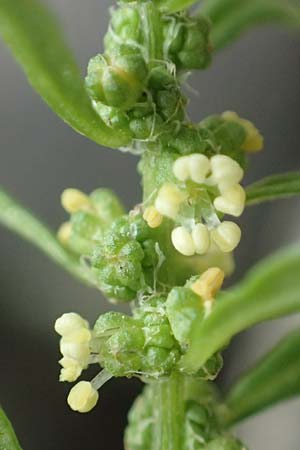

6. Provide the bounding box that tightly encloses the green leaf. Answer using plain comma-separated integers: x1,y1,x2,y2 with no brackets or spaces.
154,0,200,13
180,244,300,373
222,330,300,426
246,172,300,206
0,407,22,450
201,0,300,51
0,0,131,149
0,187,96,286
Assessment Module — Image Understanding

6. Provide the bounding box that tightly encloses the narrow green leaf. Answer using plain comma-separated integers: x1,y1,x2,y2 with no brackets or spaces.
0,0,131,148
223,330,300,426
0,187,95,286
200,0,300,51
155,0,204,13
180,244,300,373
0,407,22,450
246,172,300,206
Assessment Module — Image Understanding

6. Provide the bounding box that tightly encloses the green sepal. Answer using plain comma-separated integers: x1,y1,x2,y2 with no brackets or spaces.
166,287,205,347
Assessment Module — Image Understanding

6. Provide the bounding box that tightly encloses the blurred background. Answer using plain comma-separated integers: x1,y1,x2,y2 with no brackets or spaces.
0,0,300,449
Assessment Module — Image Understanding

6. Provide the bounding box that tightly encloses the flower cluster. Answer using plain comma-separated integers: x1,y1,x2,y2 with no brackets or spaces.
55,268,224,413
85,2,212,144
144,153,245,257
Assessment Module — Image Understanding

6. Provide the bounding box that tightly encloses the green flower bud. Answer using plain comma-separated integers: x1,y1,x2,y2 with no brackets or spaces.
93,311,136,337
91,216,148,302
163,125,208,155
184,400,219,447
148,64,177,91
205,437,248,450
66,211,103,255
166,287,205,347
196,353,223,381
107,5,141,44
144,323,175,349
129,114,165,140
92,102,132,135
142,346,180,375
100,326,145,376
200,115,247,167
85,52,147,110
90,188,125,226
165,15,212,70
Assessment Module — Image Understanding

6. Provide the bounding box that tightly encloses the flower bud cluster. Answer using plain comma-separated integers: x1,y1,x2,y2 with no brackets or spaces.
94,297,180,377
55,268,225,411
91,214,160,302
85,3,213,144
58,188,124,256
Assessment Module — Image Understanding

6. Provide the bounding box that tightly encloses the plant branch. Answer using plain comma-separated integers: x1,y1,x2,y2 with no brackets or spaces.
0,187,95,286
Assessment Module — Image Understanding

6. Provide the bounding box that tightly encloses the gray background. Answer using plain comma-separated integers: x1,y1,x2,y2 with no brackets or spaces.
0,0,300,449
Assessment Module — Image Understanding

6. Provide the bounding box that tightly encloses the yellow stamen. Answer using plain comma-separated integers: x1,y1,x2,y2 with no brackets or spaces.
191,267,225,301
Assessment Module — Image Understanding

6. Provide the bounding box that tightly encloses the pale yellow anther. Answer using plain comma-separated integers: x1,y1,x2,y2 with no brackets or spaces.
60,339,90,366
67,381,99,413
155,183,186,219
60,328,91,366
191,223,210,255
191,267,225,300
222,111,264,153
61,189,91,214
57,222,72,245
210,155,244,191
55,312,89,337
171,226,195,256
211,221,241,253
188,154,211,184
213,184,246,217
59,358,82,382
173,154,210,184
173,156,190,181
143,206,163,228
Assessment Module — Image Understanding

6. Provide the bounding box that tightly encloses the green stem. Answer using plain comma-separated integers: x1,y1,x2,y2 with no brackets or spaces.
153,373,185,450
0,187,95,286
